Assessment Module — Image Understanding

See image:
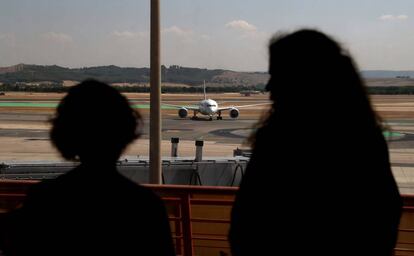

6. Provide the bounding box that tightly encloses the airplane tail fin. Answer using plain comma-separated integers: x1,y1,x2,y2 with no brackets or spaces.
203,80,207,100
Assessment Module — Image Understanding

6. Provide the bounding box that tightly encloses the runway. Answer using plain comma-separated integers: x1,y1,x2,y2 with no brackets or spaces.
4,93,414,193
0,113,258,143
1,92,414,159
0,92,270,160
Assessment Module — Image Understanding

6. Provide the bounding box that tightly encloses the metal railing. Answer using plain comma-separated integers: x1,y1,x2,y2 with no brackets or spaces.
2,180,414,256
0,180,237,256
395,195,414,256
147,184,237,255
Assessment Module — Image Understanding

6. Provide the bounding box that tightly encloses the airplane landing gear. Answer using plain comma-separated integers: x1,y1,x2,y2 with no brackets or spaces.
209,116,213,121
217,111,222,120
192,110,197,120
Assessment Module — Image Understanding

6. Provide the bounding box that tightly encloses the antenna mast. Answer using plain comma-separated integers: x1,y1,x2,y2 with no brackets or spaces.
203,80,207,100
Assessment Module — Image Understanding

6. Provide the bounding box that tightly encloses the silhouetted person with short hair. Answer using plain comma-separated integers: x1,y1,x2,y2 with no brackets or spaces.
229,29,402,256
1,80,175,256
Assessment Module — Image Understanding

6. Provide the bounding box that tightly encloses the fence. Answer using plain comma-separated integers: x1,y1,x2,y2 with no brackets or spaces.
1,180,414,255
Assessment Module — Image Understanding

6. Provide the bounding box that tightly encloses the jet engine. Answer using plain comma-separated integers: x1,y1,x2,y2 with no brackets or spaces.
178,107,188,118
229,108,239,119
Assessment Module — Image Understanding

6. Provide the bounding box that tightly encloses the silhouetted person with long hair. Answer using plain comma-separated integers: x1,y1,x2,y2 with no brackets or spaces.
229,29,402,256
1,80,175,256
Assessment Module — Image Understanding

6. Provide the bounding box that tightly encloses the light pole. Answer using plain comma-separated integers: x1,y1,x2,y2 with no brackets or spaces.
150,0,162,184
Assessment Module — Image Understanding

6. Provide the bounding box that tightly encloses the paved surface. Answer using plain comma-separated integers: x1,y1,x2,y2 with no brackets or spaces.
0,92,269,161
0,113,258,142
3,93,414,193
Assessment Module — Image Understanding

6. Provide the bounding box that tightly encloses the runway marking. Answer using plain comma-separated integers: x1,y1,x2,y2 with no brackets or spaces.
132,104,176,110
383,131,405,139
0,102,57,107
0,102,176,110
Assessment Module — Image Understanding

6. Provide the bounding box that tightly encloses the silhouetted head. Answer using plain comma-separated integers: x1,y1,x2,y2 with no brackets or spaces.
50,79,142,164
265,29,379,126
250,29,381,146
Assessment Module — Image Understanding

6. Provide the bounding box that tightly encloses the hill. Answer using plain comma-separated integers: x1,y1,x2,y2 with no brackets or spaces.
362,70,414,79
0,64,268,88
2,64,414,90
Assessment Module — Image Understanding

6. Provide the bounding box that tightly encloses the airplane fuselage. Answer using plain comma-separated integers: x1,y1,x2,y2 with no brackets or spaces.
198,99,218,115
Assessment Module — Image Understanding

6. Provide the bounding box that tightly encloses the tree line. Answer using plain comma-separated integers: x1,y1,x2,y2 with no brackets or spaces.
3,83,414,94
0,83,266,94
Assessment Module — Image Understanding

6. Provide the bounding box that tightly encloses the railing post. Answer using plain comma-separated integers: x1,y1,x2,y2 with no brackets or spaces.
181,193,194,256
174,204,183,255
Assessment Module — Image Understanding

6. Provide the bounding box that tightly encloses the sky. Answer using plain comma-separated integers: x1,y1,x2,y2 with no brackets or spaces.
0,0,413,71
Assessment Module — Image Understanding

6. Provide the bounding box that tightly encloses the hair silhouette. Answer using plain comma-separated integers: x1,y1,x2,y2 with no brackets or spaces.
229,29,402,256
1,80,175,256
50,79,141,163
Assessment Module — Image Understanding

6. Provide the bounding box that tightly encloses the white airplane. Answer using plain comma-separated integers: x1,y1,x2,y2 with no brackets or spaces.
163,82,270,120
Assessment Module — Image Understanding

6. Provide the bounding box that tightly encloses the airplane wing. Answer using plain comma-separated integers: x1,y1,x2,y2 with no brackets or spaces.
217,102,271,111
161,103,199,111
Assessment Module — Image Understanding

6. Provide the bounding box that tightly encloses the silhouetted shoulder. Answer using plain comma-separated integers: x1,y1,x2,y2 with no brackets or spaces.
6,166,174,256
23,165,164,210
